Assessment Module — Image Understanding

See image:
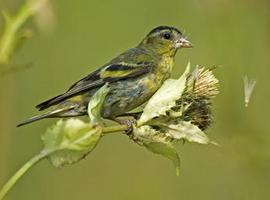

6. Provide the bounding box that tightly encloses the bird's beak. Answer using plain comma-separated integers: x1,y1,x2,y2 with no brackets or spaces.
176,37,193,48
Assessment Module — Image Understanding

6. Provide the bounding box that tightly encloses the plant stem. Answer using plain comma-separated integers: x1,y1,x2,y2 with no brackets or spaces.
102,124,128,134
0,149,52,200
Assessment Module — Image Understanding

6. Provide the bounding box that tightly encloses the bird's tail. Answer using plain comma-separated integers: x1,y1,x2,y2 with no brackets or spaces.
17,106,75,127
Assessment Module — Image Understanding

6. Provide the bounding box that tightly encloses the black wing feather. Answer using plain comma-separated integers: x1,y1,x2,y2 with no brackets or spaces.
36,79,105,111
36,64,151,111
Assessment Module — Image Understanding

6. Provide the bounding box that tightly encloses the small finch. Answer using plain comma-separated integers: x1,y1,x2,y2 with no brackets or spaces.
18,26,192,127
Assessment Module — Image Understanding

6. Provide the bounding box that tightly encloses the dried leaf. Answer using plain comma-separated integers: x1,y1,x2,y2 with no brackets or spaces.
138,62,190,126
166,121,217,145
132,125,168,144
144,142,180,176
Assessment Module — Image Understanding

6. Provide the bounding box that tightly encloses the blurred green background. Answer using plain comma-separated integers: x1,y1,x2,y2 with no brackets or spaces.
0,0,270,199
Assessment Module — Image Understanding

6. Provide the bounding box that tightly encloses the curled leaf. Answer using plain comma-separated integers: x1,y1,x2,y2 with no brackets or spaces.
132,125,180,175
138,62,190,126
144,142,180,176
88,84,110,126
42,118,102,167
165,121,216,145
132,126,179,175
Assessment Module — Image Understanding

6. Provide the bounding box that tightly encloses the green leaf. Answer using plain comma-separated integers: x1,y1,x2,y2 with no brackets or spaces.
88,84,110,125
138,62,190,126
166,121,217,145
42,118,102,167
144,142,180,176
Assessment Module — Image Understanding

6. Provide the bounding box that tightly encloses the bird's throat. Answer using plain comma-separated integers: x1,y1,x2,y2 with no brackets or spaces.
155,55,174,85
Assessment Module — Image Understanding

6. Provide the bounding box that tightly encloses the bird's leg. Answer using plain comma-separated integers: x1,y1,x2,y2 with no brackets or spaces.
112,116,137,135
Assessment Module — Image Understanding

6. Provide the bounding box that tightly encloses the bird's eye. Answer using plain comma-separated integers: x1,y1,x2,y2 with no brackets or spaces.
163,32,171,40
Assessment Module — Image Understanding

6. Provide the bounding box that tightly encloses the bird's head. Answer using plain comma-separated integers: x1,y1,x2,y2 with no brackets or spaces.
140,26,192,56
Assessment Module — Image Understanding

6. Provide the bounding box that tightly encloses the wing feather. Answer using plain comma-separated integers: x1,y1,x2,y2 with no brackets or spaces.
36,62,152,111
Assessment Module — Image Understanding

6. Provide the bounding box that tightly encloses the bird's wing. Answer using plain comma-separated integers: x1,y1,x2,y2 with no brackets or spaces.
36,61,153,111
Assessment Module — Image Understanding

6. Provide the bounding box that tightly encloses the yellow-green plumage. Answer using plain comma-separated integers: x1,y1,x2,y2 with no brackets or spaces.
18,26,192,127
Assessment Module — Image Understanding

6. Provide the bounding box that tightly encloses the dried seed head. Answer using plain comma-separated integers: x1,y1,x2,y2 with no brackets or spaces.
187,66,219,98
176,66,219,130
243,76,256,107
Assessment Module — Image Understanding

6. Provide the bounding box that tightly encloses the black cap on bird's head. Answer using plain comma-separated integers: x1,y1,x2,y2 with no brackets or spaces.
140,26,192,55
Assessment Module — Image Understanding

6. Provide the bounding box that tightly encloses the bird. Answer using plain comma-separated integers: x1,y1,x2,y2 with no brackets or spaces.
17,26,192,127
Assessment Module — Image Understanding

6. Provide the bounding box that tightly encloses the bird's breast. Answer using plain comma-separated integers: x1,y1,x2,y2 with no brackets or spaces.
154,56,174,84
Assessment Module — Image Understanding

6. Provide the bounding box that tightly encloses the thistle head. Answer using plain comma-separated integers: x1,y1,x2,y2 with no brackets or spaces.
177,66,219,130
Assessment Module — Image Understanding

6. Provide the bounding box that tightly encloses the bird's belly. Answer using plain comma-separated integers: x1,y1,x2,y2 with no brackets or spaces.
101,74,163,118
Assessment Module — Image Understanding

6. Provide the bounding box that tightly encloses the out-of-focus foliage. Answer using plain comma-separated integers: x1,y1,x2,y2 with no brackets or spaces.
0,0,53,75
0,0,269,200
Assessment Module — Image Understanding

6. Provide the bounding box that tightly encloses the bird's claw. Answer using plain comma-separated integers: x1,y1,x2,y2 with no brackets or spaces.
124,118,137,134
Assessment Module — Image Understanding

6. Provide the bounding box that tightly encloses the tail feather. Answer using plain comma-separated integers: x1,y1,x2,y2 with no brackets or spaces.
17,107,75,127
36,94,63,111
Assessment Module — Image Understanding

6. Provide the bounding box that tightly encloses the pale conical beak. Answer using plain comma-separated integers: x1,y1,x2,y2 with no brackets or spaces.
177,37,193,48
